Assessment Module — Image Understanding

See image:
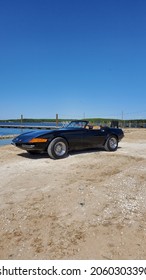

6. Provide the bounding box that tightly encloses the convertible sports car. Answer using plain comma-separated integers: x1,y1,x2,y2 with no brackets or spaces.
12,120,124,159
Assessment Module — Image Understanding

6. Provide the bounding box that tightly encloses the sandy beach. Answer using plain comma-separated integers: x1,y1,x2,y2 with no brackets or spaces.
0,128,146,260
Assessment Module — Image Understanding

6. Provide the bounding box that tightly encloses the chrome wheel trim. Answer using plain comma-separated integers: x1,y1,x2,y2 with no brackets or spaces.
54,142,66,156
109,137,117,149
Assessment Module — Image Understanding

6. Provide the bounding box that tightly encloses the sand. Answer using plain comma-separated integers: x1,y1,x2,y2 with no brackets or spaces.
0,128,146,260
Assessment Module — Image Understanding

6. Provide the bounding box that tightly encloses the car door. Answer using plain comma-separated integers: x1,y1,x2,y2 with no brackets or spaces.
60,128,86,150
81,128,107,148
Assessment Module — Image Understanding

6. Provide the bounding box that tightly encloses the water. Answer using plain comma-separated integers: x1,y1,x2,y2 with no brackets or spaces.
0,138,12,146
0,122,62,146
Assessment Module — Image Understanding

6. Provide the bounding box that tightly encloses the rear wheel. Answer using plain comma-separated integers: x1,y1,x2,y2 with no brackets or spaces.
104,136,118,151
47,137,68,159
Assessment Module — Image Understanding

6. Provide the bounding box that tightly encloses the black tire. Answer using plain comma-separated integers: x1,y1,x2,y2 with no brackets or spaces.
104,135,118,151
47,137,68,159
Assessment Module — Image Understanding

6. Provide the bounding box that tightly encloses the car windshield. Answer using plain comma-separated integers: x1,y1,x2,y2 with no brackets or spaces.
66,121,88,128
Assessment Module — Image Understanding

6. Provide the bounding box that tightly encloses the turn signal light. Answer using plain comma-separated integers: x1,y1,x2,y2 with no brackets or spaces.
29,138,48,143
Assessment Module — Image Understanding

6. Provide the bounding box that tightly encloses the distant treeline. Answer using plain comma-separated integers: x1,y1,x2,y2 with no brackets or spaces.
1,118,146,125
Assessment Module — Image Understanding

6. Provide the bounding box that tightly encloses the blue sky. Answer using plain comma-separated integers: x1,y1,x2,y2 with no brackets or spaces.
0,0,146,120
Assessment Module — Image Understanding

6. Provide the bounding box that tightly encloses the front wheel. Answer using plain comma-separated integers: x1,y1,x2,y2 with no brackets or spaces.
104,136,118,151
47,137,68,159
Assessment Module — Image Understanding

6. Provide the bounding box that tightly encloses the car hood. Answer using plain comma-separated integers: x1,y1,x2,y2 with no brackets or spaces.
12,129,53,143
12,127,85,143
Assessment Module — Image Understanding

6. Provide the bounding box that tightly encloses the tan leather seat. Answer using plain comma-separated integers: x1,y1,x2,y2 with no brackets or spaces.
93,125,100,129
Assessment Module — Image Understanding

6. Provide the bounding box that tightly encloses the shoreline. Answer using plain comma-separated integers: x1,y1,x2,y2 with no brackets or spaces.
0,134,17,139
0,135,17,146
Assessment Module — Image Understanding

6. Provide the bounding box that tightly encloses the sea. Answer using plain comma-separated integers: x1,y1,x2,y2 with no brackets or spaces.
0,121,63,146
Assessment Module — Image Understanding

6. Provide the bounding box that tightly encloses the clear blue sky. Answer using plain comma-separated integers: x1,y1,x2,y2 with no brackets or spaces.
0,0,146,120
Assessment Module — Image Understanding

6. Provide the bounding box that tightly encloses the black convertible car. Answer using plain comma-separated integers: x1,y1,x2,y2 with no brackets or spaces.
12,120,124,159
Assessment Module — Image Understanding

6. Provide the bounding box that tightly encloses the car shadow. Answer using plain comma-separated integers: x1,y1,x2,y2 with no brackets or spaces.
18,146,121,160
18,148,105,160
17,152,49,159
69,147,104,156
69,146,121,157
